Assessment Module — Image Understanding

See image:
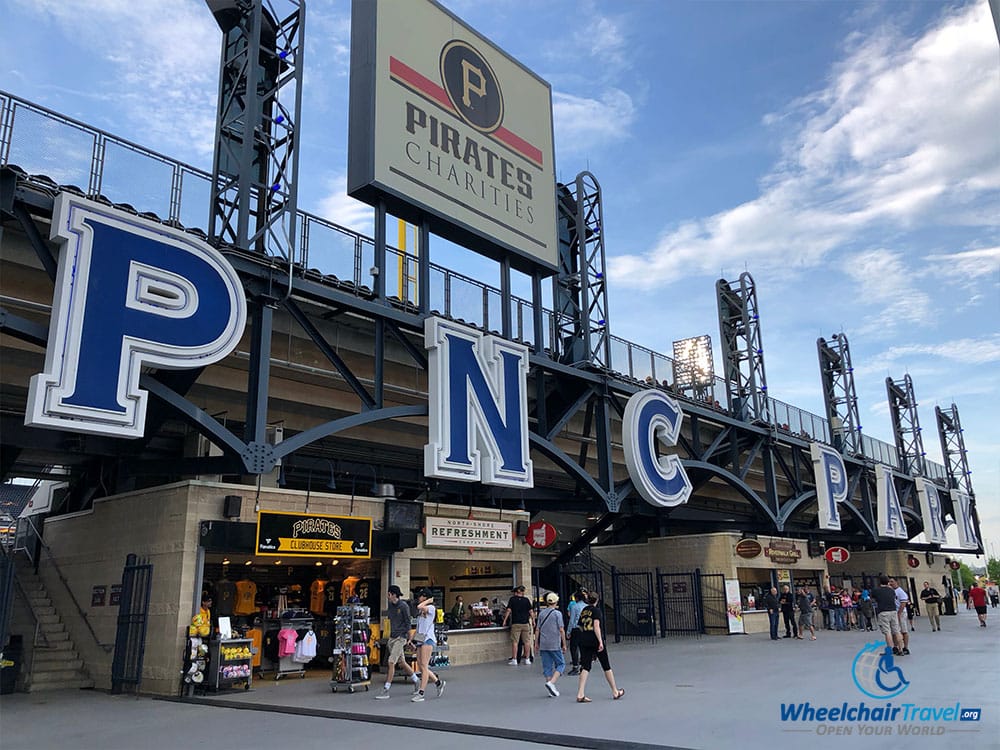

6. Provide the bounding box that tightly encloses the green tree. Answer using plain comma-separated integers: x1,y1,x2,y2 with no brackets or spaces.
958,562,976,589
987,557,1000,583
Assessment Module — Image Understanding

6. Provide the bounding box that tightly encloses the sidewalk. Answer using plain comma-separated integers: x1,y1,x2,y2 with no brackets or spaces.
2,607,997,750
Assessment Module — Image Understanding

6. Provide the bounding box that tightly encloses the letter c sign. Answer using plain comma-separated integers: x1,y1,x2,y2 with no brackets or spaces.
622,390,693,508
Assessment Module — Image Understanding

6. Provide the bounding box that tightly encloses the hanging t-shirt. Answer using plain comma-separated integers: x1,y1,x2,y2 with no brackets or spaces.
234,579,258,615
216,579,237,617
310,580,327,614
340,576,361,602
277,628,298,658
355,578,371,607
325,580,341,615
293,630,317,663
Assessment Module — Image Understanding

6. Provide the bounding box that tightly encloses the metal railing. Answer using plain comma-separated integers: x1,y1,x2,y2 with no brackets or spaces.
0,89,951,482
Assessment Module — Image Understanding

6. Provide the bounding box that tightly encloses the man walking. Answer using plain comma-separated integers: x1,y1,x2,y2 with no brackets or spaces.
502,585,535,665
872,576,904,655
779,584,798,639
796,587,816,640
374,585,420,699
763,587,780,640
535,592,567,697
888,578,911,654
566,588,587,674
968,582,988,627
919,581,943,632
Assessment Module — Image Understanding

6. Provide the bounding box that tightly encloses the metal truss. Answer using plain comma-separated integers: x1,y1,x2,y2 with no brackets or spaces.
716,272,770,422
817,333,863,456
207,0,304,260
886,374,926,476
936,404,973,497
553,172,611,369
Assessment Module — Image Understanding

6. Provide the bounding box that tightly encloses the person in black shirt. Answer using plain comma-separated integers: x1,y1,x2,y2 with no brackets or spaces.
779,585,798,638
919,582,942,632
502,586,535,665
762,587,781,640
574,592,624,702
872,576,904,655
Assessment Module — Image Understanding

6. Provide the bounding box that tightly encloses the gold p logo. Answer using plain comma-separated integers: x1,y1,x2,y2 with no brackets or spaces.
440,40,504,134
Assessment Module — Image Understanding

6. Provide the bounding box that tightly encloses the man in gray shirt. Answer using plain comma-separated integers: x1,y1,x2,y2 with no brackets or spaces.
375,585,420,699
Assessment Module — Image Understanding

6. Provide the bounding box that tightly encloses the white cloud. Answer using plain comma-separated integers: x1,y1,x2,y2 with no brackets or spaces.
924,246,1000,283
842,249,933,334
552,88,635,156
312,172,373,236
860,334,1000,374
609,2,1000,289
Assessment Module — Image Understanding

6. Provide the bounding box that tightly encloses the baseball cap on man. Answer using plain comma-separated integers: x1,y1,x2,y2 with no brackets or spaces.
545,592,559,604
387,585,403,596
516,585,526,592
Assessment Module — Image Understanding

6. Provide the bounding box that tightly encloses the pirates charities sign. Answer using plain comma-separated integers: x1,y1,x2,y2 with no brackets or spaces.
347,0,557,273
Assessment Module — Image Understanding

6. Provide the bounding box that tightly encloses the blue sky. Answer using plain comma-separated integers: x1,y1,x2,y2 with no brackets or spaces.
3,0,998,558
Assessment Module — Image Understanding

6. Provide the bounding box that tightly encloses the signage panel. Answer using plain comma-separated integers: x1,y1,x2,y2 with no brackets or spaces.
825,546,850,564
525,520,557,549
735,539,763,559
425,516,512,549
348,0,557,273
255,510,372,559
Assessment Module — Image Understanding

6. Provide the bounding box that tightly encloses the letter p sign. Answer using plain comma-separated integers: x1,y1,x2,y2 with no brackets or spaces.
26,194,247,438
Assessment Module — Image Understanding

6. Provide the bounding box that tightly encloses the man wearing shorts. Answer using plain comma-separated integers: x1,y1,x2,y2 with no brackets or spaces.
968,583,988,627
795,587,816,640
503,585,534,665
872,576,904,655
888,578,911,655
375,585,420,699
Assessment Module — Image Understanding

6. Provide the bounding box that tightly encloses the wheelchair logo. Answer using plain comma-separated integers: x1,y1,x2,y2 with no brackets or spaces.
851,642,910,700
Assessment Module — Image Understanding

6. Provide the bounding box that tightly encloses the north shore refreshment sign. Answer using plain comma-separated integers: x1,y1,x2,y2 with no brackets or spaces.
347,0,557,273
425,516,513,550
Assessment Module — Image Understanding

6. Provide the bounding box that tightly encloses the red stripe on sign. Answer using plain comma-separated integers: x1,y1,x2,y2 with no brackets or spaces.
388,56,543,168
389,56,452,111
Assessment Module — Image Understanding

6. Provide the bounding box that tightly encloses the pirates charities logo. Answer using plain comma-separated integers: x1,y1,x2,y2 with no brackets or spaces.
440,40,504,134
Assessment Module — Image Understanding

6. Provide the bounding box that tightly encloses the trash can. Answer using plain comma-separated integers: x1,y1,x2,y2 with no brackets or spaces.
635,607,654,636
942,595,956,616
0,634,23,695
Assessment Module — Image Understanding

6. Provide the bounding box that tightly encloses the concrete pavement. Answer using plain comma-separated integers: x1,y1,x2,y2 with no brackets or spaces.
2,606,997,750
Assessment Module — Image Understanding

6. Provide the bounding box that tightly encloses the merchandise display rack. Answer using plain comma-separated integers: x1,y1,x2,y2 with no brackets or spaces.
261,616,313,680
330,604,371,693
208,638,253,691
430,622,450,669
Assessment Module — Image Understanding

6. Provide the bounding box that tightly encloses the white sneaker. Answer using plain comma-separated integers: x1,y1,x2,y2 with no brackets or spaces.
411,692,425,702
374,687,390,700
525,658,533,665
508,659,518,666
436,679,446,698
545,681,559,697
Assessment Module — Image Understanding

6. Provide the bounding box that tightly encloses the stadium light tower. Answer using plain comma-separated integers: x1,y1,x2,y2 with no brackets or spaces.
817,333,863,456
936,403,974,498
716,272,769,422
205,0,304,260
672,335,715,404
886,374,926,476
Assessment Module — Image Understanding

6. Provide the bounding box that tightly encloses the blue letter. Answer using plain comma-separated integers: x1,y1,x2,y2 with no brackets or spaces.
26,195,246,437
622,390,692,508
875,465,907,539
811,443,848,530
424,317,532,487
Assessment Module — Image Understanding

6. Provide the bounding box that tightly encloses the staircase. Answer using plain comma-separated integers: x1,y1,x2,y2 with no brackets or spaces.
15,567,95,691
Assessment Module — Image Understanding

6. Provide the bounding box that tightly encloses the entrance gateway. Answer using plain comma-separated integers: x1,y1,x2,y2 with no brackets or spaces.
0,0,981,698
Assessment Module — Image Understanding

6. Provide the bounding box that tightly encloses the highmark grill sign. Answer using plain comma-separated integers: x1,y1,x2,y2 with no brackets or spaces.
21,193,976,547
255,510,372,559
347,0,558,273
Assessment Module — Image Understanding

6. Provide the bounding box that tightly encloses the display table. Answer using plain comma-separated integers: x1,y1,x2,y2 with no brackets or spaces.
444,626,509,665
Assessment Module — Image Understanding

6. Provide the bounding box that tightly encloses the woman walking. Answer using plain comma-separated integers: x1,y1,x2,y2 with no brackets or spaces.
411,588,446,702
575,592,624,702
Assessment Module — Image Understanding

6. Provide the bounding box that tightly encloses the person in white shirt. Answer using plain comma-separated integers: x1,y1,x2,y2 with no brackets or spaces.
411,588,446,702
888,578,911,655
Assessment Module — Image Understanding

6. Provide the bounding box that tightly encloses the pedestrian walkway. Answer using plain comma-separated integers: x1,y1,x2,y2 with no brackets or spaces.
2,607,996,750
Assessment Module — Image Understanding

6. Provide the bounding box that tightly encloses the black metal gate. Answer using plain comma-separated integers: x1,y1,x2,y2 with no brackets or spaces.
699,573,728,633
611,570,655,643
110,553,153,695
560,569,603,606
656,570,701,635
0,549,14,655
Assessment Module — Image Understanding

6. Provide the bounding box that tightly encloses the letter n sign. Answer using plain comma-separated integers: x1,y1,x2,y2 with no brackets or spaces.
424,317,532,488
26,194,247,438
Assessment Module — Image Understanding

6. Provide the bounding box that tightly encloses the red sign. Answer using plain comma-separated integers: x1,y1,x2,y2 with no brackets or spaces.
825,547,850,564
949,560,961,571
525,521,557,549
907,555,920,569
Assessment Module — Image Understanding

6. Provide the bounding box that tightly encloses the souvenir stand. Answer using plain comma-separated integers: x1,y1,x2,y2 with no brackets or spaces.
261,612,314,680
330,604,371,693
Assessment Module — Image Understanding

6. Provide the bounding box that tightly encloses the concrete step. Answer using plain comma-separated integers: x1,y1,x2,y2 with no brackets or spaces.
31,605,56,617
27,675,96,692
26,595,52,608
36,613,62,626
37,628,69,642
33,639,75,652
33,653,84,671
